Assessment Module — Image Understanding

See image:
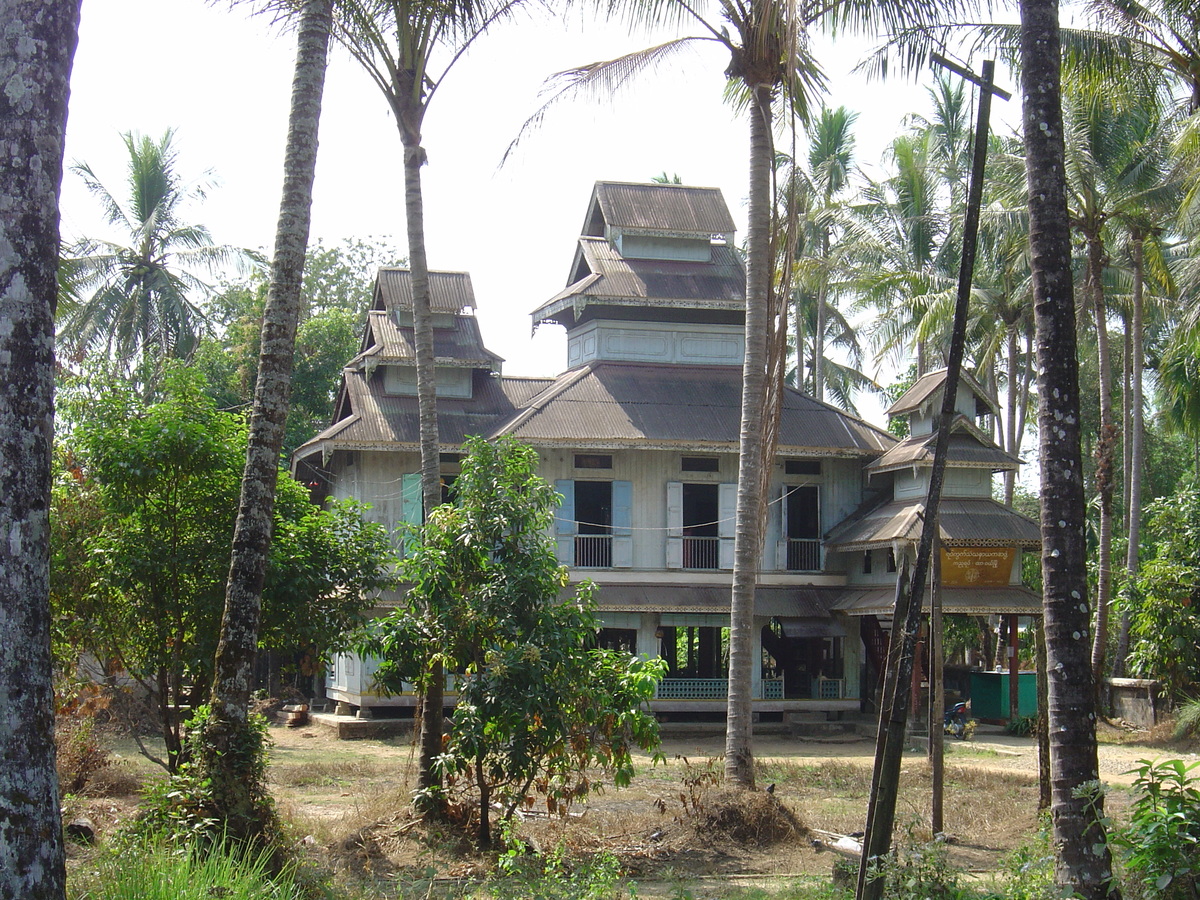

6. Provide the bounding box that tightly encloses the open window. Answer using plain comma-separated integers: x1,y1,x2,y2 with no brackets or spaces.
667,481,735,569
555,480,632,567
776,484,821,572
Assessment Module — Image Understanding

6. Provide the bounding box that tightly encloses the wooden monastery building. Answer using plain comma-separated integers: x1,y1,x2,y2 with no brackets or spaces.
293,180,1042,722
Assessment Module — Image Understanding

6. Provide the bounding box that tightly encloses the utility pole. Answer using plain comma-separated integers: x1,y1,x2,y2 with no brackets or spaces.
856,57,1008,900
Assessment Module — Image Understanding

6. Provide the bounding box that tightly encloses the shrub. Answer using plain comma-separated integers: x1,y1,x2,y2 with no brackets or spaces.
56,709,111,796
1114,759,1200,900
998,820,1057,900
864,822,969,900
1171,697,1200,742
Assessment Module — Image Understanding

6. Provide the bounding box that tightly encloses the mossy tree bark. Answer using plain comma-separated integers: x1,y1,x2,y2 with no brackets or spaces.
0,1,80,895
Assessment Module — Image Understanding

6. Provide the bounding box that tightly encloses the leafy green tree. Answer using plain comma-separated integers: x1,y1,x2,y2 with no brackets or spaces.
0,1,79,895
54,367,394,772
363,436,663,849
59,129,250,371
1128,483,1200,696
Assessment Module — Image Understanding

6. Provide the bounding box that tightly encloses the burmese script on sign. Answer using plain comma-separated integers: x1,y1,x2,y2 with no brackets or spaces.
940,547,1017,588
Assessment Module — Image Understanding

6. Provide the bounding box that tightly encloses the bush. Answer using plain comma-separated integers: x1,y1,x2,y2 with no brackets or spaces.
56,709,111,796
1171,697,1200,742
1114,759,1200,900
122,706,277,850
998,821,1056,900
486,832,630,900
864,822,969,900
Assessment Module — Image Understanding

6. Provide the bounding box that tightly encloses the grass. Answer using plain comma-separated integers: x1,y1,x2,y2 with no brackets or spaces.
69,843,310,900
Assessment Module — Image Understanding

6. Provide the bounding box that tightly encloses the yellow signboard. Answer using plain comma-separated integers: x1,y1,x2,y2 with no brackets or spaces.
941,547,1017,587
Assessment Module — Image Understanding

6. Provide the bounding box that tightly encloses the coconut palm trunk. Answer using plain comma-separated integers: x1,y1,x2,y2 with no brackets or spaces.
727,81,775,788
0,1,79,895
205,0,332,840
1086,234,1116,692
1114,231,1146,676
1018,1,1119,895
1004,325,1020,505
397,106,446,804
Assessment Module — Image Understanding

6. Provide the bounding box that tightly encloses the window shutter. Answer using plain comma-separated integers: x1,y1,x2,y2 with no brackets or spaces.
776,484,790,570
718,482,737,569
400,473,422,525
666,481,683,569
555,479,575,565
612,480,633,568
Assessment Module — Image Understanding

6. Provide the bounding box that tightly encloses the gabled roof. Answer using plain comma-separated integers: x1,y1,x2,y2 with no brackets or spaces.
492,361,895,454
868,416,1020,474
293,369,554,458
373,268,476,315
824,496,1041,550
586,181,736,236
354,310,502,369
532,237,745,329
887,368,1001,419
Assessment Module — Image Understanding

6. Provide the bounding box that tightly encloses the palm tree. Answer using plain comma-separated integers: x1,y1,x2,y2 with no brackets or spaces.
0,1,80,896
202,0,333,843
804,106,858,403
1059,78,1178,687
849,129,956,376
60,130,246,373
1018,1,1120,895
332,0,525,804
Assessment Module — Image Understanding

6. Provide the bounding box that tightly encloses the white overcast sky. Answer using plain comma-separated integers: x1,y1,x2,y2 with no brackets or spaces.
63,0,1036,418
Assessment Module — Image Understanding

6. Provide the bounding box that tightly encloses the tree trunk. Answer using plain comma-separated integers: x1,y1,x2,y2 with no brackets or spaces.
205,0,331,841
794,294,805,391
0,2,80,895
1018,4,1120,895
1087,234,1116,692
1004,325,1019,506
397,95,445,807
1114,234,1145,677
1034,618,1052,810
813,230,828,402
725,82,775,789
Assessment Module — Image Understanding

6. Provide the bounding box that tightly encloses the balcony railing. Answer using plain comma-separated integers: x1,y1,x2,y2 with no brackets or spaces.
786,538,822,572
682,535,720,569
654,677,786,700
574,534,612,568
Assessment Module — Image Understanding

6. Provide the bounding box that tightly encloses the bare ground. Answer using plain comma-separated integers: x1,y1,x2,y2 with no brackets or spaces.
69,718,1198,896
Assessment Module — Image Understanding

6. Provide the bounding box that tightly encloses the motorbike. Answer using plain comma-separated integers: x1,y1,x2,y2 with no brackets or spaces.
944,700,969,739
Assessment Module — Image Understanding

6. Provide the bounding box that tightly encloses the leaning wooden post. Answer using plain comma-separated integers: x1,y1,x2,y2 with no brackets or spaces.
856,58,1008,900
1009,614,1021,720
929,538,945,835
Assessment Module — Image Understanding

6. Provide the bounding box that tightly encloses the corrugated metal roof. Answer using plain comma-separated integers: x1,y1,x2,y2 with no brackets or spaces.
359,310,501,368
886,368,1000,419
373,268,476,314
294,369,554,453
833,586,1041,616
532,238,745,326
825,497,1041,549
494,362,894,454
594,182,736,234
586,583,842,616
869,427,1020,473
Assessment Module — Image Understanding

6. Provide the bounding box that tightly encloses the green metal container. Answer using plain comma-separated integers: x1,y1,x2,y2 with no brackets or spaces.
969,671,1039,721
